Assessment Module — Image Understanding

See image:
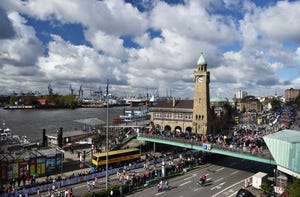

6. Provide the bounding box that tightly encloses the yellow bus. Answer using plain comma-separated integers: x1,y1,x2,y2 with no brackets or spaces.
92,148,141,169
234,116,239,124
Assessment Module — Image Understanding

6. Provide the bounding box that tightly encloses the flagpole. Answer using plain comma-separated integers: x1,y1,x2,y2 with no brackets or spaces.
105,79,109,190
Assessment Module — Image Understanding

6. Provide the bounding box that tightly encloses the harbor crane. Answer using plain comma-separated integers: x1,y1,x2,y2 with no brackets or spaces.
78,85,83,99
69,84,74,94
48,84,53,95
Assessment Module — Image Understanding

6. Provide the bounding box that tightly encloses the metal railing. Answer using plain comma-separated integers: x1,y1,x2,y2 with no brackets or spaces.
137,133,275,164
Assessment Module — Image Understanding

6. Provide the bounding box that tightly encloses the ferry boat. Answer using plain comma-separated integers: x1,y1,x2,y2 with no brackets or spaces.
119,109,150,122
3,105,35,109
0,127,30,144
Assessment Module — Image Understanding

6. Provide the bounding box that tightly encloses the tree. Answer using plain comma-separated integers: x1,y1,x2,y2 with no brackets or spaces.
270,99,281,112
9,96,17,105
295,95,300,110
261,181,273,195
285,177,300,197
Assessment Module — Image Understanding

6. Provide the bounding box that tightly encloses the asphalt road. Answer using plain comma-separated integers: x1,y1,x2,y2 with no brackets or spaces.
34,152,275,197
128,156,274,197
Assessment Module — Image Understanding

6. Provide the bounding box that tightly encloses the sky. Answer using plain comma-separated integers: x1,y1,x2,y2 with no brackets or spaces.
0,0,300,99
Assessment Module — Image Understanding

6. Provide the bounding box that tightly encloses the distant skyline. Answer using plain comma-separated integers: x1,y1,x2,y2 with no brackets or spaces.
0,0,300,99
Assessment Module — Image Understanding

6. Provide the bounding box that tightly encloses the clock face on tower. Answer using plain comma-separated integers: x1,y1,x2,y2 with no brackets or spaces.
197,76,203,83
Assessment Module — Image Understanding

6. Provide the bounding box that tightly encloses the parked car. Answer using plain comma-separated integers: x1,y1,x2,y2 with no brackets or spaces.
236,189,255,197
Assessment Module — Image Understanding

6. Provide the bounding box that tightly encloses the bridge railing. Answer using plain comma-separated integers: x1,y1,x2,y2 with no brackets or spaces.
137,133,274,162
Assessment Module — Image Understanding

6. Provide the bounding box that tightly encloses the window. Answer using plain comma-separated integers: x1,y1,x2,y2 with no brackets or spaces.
154,113,162,118
174,113,183,119
164,113,172,119
185,114,193,120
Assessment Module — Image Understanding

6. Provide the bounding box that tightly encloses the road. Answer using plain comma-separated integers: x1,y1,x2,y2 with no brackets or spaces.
35,155,275,196
128,156,274,197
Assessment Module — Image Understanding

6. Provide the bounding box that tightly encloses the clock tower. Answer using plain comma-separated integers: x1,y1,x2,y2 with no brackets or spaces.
193,53,210,134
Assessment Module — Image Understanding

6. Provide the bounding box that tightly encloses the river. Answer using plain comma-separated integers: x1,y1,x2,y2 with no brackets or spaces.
0,106,132,142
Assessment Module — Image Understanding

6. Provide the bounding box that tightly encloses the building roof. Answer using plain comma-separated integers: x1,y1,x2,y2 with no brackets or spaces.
263,129,300,176
151,99,193,110
241,95,260,102
197,53,207,65
210,97,227,103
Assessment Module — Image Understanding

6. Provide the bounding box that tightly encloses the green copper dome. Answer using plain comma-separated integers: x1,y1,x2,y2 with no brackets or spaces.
197,53,207,65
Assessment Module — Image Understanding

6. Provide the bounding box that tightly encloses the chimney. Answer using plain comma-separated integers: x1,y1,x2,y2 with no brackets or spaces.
173,97,175,107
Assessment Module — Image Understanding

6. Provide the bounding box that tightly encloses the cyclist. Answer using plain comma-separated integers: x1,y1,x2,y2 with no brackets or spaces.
199,174,206,185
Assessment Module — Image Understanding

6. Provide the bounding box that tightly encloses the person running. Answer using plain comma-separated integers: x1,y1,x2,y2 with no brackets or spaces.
164,180,169,190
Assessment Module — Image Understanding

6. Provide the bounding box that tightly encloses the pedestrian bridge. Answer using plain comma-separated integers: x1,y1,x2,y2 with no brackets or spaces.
137,134,276,165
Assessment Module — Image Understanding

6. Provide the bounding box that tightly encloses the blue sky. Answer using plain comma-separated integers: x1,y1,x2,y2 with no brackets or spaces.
0,0,300,99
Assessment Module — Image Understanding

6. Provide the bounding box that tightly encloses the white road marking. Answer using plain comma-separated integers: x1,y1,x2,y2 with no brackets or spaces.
211,182,225,190
215,177,223,182
180,180,191,186
155,191,165,196
184,174,196,180
231,171,239,175
228,191,238,197
194,185,205,192
211,178,247,197
216,167,225,172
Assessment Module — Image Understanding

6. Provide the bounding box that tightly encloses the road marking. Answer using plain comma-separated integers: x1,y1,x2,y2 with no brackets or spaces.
194,187,202,191
211,178,247,197
184,174,196,180
215,177,223,182
216,167,224,172
228,191,238,197
155,191,165,195
180,180,191,186
231,171,239,175
211,182,225,190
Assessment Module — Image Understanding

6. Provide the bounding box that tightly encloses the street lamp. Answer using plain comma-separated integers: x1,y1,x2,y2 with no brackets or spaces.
273,168,276,186
105,79,109,190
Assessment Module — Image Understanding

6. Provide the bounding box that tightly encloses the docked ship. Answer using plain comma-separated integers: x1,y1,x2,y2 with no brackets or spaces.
0,126,30,144
119,108,150,123
3,105,36,110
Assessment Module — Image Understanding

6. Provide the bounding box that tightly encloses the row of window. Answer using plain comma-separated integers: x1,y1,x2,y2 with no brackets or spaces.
154,113,193,120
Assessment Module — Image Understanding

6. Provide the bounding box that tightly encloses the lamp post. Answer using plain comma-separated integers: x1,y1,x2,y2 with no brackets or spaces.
273,168,276,186
105,79,109,190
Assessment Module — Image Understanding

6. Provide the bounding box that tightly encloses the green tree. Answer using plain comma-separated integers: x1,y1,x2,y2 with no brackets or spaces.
295,95,300,110
270,99,281,112
261,181,273,195
285,177,300,197
9,96,17,105
22,95,39,105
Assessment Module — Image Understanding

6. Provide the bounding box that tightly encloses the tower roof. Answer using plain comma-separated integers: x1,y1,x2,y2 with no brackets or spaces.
197,53,207,65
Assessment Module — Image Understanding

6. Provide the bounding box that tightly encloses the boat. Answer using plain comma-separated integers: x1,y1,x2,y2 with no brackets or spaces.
0,127,30,144
119,109,150,123
3,105,35,110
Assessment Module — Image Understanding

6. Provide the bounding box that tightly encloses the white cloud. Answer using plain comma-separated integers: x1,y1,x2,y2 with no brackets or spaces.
255,1,300,42
85,30,127,59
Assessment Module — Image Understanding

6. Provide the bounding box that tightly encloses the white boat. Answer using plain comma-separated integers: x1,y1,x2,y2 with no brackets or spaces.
0,127,12,141
0,125,30,144
120,109,150,122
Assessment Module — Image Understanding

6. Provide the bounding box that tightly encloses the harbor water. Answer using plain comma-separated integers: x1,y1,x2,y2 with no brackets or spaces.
0,106,133,142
